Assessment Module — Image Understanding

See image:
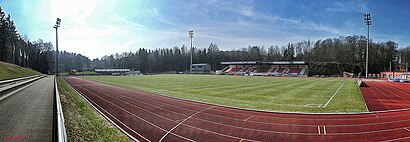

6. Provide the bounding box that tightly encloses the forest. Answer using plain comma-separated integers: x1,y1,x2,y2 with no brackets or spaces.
1,6,410,75
91,37,409,75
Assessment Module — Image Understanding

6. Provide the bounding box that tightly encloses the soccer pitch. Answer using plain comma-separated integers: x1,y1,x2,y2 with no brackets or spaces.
82,75,367,113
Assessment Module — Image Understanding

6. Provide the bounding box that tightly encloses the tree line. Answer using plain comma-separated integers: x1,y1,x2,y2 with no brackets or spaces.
91,36,409,75
0,7,54,73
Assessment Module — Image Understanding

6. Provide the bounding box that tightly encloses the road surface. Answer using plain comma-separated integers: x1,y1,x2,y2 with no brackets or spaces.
0,76,54,141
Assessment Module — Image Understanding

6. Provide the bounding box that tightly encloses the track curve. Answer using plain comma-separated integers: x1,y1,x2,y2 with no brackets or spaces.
63,77,410,142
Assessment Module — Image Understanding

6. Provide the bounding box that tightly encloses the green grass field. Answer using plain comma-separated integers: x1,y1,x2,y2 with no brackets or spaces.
82,74,367,113
0,61,40,80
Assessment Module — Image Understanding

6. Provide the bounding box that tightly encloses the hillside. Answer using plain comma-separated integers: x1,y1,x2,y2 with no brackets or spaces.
0,61,41,80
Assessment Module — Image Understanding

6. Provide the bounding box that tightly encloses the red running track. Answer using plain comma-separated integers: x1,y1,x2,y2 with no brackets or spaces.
360,79,410,111
63,77,410,142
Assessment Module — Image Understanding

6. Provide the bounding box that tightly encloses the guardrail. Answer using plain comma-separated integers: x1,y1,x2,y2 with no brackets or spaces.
54,76,67,142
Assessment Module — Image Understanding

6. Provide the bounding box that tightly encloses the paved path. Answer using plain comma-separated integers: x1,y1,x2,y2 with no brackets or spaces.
0,76,54,141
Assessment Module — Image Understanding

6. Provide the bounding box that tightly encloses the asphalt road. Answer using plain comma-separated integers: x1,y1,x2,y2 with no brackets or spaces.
0,76,54,141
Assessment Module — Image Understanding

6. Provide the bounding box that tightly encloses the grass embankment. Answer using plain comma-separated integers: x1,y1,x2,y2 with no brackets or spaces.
57,78,131,142
82,75,367,113
0,61,40,80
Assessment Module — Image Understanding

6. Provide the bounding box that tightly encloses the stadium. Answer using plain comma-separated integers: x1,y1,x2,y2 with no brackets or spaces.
59,57,410,141
2,1,410,142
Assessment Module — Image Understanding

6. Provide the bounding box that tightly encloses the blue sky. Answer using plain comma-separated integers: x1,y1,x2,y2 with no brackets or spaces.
1,0,409,59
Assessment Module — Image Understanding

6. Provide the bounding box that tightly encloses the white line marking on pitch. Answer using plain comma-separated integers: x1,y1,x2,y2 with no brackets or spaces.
244,115,254,121
404,128,410,132
323,82,345,108
323,126,327,134
159,106,216,142
317,126,321,134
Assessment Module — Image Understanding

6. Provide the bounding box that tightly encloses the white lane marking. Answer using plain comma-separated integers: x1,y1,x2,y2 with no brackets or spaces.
404,128,410,132
372,83,401,98
368,83,389,98
159,106,216,142
323,82,345,108
381,136,410,142
81,84,260,142
317,126,321,134
76,83,410,137
239,139,244,142
244,115,254,121
67,81,146,142
88,82,410,128
75,85,194,142
323,126,327,134
372,113,380,118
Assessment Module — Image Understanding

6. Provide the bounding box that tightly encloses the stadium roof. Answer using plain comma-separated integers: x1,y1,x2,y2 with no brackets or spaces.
94,69,131,72
221,61,307,65
191,63,210,66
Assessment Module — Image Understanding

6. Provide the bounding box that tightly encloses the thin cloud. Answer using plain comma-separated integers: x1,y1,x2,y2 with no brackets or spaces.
326,0,368,13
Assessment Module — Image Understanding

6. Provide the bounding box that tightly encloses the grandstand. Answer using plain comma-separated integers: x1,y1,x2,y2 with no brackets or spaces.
221,61,308,77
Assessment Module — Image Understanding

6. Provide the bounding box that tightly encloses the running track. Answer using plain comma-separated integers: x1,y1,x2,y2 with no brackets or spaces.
63,77,410,142
361,79,410,111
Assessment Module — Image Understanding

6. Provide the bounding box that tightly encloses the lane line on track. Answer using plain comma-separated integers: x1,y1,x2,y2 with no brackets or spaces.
88,77,410,115
367,82,389,98
372,82,401,98
75,79,410,139
72,81,262,141
159,106,217,142
70,78,410,139
64,79,145,142
323,126,326,135
381,136,410,142
374,83,400,98
323,82,345,108
82,79,410,128
74,84,195,142
372,113,379,118
317,126,321,134
244,115,254,121
404,128,410,132
239,139,244,142
90,77,376,115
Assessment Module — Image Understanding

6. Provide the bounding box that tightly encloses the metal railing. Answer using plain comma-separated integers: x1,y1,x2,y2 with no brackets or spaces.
54,77,67,142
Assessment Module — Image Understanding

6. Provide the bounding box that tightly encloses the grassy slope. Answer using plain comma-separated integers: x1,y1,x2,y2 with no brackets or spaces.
57,78,131,142
83,75,367,113
0,61,40,80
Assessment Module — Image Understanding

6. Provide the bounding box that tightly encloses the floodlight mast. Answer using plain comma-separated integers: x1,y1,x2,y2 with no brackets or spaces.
363,13,372,78
188,30,194,73
54,18,61,76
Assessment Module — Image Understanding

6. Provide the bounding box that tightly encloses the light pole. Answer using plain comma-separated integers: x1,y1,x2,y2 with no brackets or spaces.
363,13,372,78
188,30,194,73
54,18,61,76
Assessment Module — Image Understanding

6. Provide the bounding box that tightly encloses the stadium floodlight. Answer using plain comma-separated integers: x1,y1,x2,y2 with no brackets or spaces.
54,18,61,76
363,13,372,78
188,30,194,73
